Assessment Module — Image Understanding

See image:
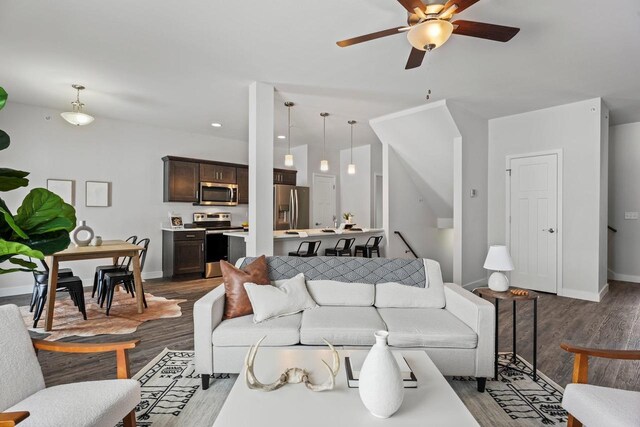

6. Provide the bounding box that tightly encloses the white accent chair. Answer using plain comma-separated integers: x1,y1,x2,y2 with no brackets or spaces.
0,304,141,427
561,342,640,427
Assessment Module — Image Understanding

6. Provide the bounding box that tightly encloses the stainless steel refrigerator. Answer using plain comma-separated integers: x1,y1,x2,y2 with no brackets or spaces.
274,185,310,230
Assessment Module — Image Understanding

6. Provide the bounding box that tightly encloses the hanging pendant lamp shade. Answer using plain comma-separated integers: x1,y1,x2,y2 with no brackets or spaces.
348,120,356,175
320,112,329,171
284,102,294,167
60,84,94,126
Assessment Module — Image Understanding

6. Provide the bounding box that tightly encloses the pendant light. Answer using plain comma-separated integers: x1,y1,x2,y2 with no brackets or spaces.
284,102,294,167
347,120,356,175
60,84,94,126
320,112,329,172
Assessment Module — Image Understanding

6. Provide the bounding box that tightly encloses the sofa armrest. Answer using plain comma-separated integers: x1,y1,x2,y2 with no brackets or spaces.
194,284,226,375
444,283,495,378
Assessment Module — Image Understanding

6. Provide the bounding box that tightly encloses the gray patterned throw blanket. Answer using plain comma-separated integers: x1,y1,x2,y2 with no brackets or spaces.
240,256,426,287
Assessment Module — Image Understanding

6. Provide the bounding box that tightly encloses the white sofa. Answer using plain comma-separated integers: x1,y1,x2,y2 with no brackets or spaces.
194,256,495,392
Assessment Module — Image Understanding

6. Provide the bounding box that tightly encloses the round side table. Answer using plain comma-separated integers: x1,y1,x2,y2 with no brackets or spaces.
473,287,539,381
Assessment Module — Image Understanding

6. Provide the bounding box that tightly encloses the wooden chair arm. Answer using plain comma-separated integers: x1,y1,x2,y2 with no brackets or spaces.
0,411,29,426
560,342,640,360
32,339,140,379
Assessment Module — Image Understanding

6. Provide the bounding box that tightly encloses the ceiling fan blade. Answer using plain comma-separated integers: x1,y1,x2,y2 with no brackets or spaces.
405,48,426,70
337,27,406,47
452,20,520,42
397,0,426,14
443,0,480,14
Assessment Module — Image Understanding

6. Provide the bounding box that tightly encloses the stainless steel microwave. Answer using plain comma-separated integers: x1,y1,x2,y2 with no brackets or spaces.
199,182,238,206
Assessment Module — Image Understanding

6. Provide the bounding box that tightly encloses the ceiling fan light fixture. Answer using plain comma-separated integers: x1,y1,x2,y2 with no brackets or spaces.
407,19,454,51
61,84,94,126
424,0,447,15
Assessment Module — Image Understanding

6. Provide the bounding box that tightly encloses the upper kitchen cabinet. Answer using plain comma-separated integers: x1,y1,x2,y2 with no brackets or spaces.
200,163,236,184
236,166,249,204
163,157,199,202
274,169,297,185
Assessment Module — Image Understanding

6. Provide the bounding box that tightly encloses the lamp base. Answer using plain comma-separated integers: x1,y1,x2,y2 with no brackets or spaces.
488,272,509,292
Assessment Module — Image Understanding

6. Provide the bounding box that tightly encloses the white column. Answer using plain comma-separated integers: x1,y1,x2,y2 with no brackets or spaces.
247,82,274,256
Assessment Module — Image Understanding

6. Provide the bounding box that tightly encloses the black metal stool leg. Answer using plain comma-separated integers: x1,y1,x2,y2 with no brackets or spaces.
33,284,47,328
513,300,517,363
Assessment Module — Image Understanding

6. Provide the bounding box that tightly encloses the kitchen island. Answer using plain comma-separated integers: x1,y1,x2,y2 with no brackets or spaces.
224,228,385,263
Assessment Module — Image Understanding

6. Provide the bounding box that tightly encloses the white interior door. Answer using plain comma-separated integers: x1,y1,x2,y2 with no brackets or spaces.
312,174,336,228
509,154,558,293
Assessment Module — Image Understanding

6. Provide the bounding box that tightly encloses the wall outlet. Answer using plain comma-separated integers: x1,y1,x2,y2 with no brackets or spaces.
624,212,639,220
470,189,478,198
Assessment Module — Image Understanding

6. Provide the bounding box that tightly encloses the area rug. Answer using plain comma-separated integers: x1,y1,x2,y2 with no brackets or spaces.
20,289,187,341
124,350,567,427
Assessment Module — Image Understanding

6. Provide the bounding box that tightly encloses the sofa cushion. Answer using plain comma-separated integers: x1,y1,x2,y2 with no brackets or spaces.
375,259,445,309
212,313,302,347
6,379,140,427
306,280,374,306
378,308,478,349
301,306,386,345
562,383,640,427
244,273,317,323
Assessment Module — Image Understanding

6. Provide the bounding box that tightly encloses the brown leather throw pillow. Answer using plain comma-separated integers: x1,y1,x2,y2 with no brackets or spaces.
221,256,271,320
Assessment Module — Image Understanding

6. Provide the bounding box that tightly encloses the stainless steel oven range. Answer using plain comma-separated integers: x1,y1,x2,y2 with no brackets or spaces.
192,212,243,278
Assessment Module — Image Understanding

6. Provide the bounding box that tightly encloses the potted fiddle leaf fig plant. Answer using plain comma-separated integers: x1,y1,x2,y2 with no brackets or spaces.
0,86,77,274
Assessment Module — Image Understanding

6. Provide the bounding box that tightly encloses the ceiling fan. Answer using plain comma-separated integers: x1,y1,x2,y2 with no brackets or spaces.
336,0,520,70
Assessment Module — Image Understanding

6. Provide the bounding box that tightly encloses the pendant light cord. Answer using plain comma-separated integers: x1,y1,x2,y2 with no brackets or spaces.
287,105,291,155
323,114,326,159
350,122,354,163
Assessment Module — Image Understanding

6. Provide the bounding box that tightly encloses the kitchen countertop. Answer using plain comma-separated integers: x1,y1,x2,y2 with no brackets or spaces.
161,227,207,232
224,228,384,240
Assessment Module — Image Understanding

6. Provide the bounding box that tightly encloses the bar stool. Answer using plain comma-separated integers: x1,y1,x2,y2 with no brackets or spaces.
29,267,74,313
325,238,355,256
354,236,383,258
92,235,138,301
289,241,321,257
32,271,87,328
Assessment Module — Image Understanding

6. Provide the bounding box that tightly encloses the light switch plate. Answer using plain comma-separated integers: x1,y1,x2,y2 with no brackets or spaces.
624,212,639,220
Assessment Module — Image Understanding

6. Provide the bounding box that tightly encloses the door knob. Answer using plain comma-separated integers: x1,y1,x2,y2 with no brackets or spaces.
542,228,555,234
315,222,321,226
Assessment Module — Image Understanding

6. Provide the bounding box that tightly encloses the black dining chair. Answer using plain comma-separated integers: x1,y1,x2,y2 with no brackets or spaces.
101,238,150,316
31,262,87,328
29,264,74,313
325,238,355,256
354,236,383,258
288,241,321,257
91,235,138,301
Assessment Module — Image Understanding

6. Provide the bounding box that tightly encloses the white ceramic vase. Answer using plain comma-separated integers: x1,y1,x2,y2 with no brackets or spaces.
358,330,404,418
72,220,94,247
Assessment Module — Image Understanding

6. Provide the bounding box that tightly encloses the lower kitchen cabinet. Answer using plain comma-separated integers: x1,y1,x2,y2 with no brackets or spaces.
162,230,205,277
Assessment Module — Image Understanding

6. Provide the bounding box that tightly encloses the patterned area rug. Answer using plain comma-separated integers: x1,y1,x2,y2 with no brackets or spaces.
20,289,186,341
124,350,567,427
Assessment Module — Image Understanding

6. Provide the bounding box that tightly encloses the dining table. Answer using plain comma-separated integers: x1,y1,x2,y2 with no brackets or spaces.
44,239,146,331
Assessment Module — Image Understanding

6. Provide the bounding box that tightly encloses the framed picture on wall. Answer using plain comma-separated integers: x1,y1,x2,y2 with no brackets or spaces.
85,181,111,207
47,179,75,206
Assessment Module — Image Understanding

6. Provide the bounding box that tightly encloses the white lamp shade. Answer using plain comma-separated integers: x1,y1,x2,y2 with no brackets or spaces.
407,19,454,51
284,154,294,167
483,245,514,271
347,163,356,175
60,111,94,126
320,160,329,172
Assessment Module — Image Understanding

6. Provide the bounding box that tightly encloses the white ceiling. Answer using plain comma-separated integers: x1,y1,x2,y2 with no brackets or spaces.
1,0,640,147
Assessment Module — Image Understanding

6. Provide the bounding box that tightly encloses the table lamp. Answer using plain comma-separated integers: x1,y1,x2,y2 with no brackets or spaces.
483,245,514,292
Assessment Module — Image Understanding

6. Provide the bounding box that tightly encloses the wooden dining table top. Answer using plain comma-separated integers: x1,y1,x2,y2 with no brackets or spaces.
51,240,145,260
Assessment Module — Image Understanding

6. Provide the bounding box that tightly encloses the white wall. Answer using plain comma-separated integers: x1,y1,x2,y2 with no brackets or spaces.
340,145,371,227
608,122,640,283
488,98,608,301
0,102,247,296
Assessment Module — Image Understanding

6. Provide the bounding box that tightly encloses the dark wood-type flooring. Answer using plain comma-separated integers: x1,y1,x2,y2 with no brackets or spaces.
1,279,639,391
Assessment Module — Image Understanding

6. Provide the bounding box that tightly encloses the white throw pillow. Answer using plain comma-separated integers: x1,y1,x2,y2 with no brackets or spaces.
244,273,317,323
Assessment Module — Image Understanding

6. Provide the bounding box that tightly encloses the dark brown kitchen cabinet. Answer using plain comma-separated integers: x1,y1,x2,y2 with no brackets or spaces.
162,230,205,277
163,159,199,202
274,169,297,185
200,163,236,184
236,166,249,204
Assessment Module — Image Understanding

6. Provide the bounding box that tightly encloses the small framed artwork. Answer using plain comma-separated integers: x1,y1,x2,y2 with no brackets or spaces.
168,212,184,230
47,179,75,206
85,181,111,207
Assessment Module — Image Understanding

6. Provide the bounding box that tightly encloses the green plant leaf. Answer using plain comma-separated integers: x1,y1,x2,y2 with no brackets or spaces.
0,267,34,274
0,87,7,111
8,257,37,269
27,216,74,235
0,206,28,239
15,188,70,231
0,168,29,191
0,130,9,151
0,239,44,260
19,230,70,255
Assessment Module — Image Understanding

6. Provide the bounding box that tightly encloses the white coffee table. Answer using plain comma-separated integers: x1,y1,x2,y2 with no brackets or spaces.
213,348,479,426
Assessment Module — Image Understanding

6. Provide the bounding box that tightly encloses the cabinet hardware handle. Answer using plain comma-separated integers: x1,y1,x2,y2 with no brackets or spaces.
186,234,195,238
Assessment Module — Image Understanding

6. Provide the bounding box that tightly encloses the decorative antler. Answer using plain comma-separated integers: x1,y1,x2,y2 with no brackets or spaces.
244,336,340,392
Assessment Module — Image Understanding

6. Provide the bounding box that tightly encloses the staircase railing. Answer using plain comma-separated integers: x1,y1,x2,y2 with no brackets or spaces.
394,231,419,258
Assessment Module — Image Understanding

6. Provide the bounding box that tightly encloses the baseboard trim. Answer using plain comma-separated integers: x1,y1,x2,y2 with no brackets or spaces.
607,269,640,284
0,270,164,298
558,287,604,302
462,278,486,291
